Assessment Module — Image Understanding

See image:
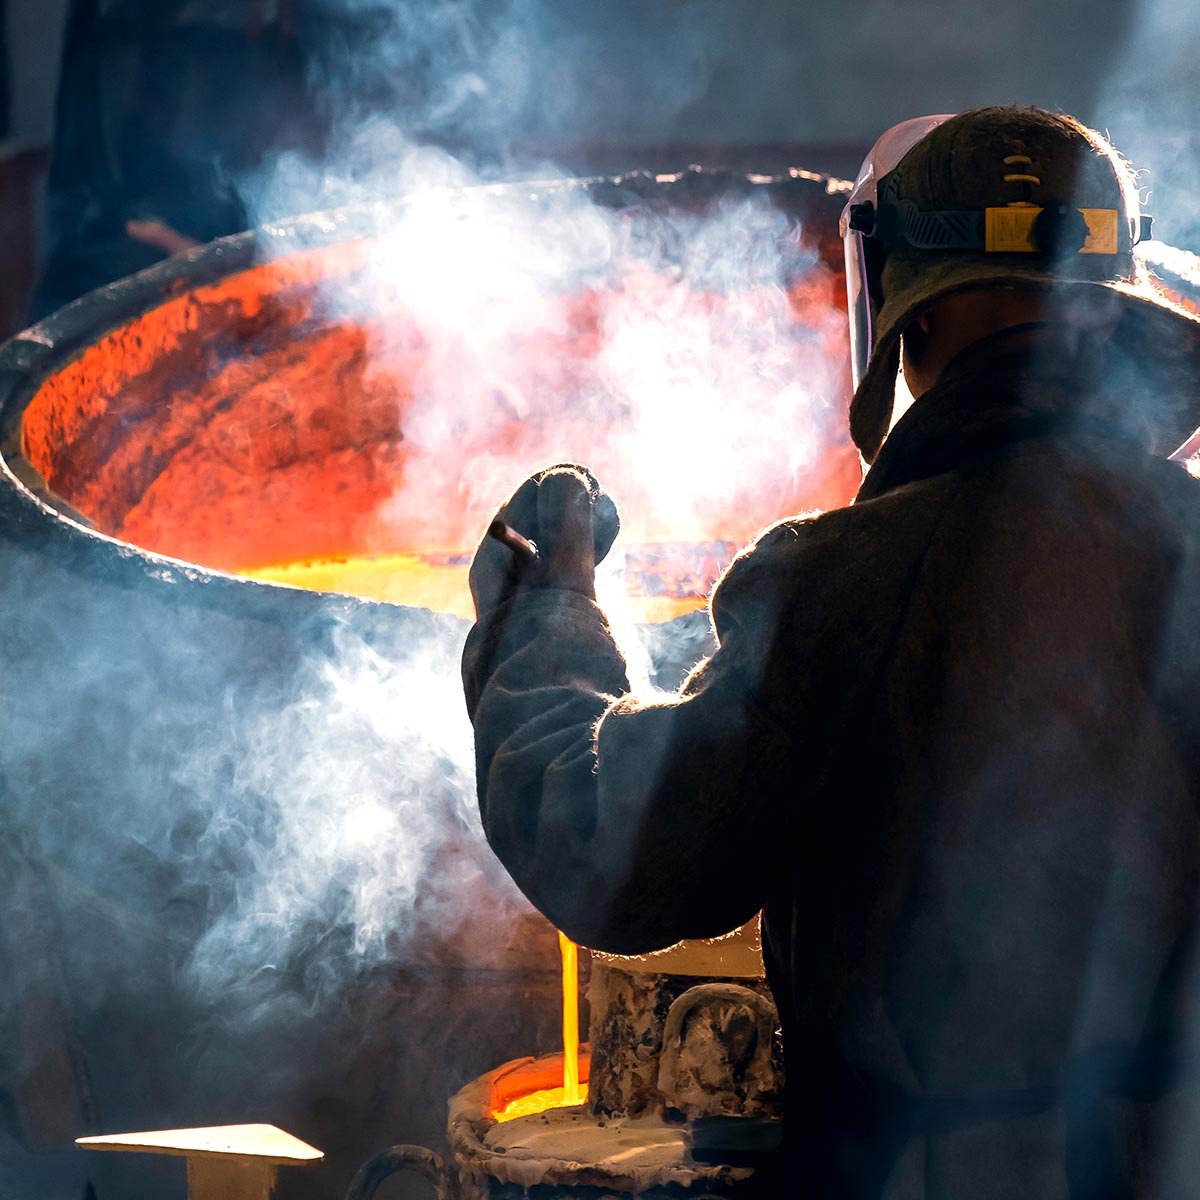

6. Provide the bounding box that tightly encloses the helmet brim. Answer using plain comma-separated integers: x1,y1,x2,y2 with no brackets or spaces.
848,257,1200,463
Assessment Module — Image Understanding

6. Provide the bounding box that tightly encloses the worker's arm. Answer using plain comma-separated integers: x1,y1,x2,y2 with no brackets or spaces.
463,468,795,954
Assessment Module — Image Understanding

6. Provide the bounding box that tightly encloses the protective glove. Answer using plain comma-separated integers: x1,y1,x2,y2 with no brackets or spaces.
469,463,620,619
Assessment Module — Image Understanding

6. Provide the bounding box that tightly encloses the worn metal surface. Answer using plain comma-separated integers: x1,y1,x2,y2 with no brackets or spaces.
343,1144,447,1200
656,985,783,1120
77,1123,322,1200
591,918,765,981
587,963,781,1121
187,1158,277,1200
446,1051,759,1198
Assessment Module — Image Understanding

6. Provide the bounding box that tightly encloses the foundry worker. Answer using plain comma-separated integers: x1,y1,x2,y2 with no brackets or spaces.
463,107,1200,1198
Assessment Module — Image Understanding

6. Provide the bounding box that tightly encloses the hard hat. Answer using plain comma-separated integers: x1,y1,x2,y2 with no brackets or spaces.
840,105,1200,462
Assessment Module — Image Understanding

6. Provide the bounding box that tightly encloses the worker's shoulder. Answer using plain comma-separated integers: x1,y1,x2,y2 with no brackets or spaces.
710,483,952,633
726,473,956,574
948,433,1200,539
712,439,1200,599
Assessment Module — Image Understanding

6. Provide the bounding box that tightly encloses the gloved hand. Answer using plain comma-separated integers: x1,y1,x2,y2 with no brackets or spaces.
469,463,620,619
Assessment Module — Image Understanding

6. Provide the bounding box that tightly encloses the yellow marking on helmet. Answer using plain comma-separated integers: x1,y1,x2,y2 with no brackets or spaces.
1003,173,1042,185
985,207,1040,252
1079,208,1119,254
984,206,1122,254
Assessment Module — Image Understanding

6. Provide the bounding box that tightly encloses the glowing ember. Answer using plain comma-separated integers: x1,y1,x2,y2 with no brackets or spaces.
492,933,588,1123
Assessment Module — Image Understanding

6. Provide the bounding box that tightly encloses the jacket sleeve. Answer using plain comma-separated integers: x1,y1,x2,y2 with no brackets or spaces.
462,525,800,955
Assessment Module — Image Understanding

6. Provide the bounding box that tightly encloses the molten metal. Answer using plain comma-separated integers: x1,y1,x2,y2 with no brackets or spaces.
559,932,584,1107
491,933,588,1124
18,239,861,619
241,546,734,621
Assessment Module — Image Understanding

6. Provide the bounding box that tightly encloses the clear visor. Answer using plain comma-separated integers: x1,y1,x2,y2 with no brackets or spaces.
841,114,957,390
844,232,873,393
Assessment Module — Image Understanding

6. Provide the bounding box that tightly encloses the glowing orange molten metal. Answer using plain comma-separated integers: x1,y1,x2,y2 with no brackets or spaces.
492,933,588,1123
19,239,861,617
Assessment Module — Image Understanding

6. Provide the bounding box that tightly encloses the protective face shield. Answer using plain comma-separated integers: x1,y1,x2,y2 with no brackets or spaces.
840,111,1156,396
840,114,957,391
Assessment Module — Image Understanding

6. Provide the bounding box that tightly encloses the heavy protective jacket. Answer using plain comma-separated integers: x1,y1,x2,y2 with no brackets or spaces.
463,342,1200,1199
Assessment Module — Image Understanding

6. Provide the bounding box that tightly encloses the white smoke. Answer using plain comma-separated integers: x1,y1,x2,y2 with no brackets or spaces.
1094,0,1200,254
0,3,846,1020
181,13,853,1008
180,614,525,1008
343,177,846,550
291,0,722,162
171,160,848,1005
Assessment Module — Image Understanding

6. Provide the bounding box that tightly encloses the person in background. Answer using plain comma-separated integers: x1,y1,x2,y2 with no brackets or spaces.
34,0,320,317
463,106,1200,1198
33,0,513,319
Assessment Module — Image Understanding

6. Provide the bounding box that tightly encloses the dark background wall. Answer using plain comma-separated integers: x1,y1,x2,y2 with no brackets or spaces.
4,0,1199,339
0,0,1155,152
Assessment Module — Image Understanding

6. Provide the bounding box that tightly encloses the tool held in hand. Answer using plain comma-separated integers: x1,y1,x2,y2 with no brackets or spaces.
488,519,540,562
471,465,622,618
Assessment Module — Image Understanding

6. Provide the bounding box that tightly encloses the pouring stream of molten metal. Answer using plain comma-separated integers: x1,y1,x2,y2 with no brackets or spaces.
559,932,583,1106
492,933,588,1123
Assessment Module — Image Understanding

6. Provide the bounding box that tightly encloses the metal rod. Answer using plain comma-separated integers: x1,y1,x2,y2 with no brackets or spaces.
488,519,539,562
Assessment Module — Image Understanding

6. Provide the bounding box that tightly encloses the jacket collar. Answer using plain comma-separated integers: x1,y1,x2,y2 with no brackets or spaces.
857,335,1152,502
